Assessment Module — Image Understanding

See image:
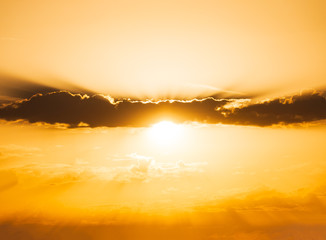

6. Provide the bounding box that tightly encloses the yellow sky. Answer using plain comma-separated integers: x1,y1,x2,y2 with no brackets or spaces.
1,121,326,212
1,1,326,239
1,0,326,98
1,121,326,239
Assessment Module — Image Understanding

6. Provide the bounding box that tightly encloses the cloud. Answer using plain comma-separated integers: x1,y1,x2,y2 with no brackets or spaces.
222,92,326,126
0,144,43,165
0,91,229,127
0,91,325,127
1,183,326,240
1,152,326,239
114,154,206,182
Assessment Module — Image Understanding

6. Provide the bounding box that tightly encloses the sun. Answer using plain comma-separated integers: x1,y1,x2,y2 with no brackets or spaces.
148,121,185,147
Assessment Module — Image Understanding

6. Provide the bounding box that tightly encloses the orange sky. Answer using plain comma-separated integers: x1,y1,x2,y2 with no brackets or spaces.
1,0,326,98
1,1,326,239
1,121,326,239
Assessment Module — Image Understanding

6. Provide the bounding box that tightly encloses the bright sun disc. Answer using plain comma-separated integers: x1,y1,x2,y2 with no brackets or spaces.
148,121,184,147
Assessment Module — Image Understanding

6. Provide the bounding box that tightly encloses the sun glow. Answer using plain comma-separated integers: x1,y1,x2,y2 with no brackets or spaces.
148,121,185,147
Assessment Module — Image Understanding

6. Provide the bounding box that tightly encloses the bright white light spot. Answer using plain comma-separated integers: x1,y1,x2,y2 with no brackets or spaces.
148,121,184,147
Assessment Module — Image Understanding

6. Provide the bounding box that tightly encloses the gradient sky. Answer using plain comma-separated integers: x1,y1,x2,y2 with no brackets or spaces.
1,1,326,240
1,0,326,98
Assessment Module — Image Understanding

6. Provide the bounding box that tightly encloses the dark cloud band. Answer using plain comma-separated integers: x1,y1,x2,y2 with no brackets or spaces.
222,92,326,126
0,91,325,127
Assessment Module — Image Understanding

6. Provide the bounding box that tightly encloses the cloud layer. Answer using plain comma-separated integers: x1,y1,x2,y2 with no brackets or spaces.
223,92,326,126
0,91,325,127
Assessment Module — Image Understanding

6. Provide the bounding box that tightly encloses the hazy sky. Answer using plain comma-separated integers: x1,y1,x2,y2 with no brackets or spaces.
1,1,326,240
1,0,326,98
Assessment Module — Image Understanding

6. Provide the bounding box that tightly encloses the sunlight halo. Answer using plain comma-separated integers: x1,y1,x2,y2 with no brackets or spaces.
147,121,185,147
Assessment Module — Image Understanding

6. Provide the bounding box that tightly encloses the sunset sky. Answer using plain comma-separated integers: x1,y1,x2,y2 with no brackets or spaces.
1,1,326,239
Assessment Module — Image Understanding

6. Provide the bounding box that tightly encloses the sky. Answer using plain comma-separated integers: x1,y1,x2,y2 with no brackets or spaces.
1,1,326,239
1,0,326,98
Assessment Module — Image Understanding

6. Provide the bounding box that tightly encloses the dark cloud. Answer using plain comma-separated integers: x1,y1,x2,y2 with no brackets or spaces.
0,91,325,127
0,91,229,127
223,92,326,126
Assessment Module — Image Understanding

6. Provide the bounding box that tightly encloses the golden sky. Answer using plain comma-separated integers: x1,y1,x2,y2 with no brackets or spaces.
1,1,326,239
1,0,326,97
